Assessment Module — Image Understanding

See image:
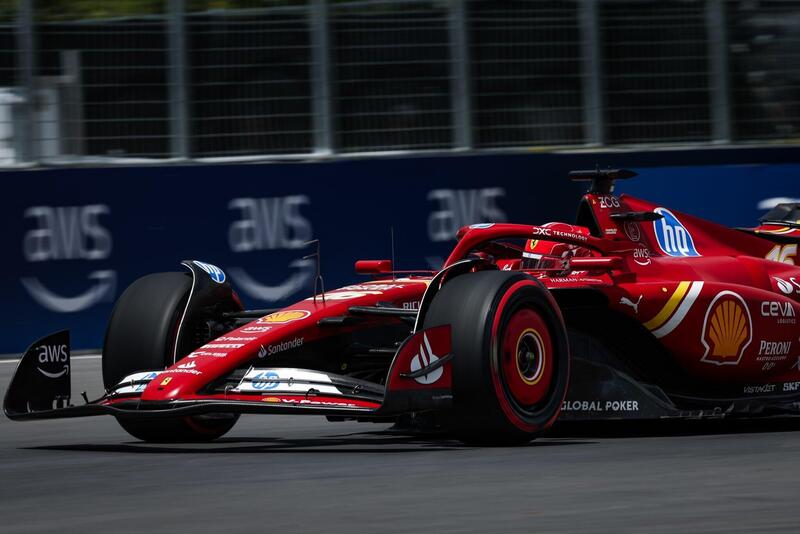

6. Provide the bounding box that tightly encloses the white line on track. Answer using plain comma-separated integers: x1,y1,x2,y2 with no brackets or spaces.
0,354,101,364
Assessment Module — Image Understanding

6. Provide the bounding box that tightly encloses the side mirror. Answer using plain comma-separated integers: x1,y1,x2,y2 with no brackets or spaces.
355,259,393,275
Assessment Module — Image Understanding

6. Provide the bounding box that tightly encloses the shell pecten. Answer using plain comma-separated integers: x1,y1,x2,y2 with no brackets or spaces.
707,300,749,358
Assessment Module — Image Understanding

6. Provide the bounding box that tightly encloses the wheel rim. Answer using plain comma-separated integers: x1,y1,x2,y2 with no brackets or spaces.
501,307,554,407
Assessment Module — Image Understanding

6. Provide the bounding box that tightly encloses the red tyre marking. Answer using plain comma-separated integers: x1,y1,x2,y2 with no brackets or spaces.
501,309,554,407
490,280,543,432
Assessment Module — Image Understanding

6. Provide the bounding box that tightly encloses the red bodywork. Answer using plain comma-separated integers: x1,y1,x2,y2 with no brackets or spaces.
8,182,800,423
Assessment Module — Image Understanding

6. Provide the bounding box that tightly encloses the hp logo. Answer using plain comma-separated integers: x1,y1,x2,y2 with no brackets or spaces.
252,371,280,390
653,208,700,257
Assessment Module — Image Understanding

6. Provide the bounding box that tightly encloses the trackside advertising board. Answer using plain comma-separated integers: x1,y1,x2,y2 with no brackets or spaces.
0,148,797,353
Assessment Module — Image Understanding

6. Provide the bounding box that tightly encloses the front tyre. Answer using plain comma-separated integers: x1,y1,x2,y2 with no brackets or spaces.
423,271,570,445
103,272,238,442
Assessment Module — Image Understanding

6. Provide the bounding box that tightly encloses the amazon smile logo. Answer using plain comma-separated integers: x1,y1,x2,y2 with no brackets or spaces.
21,204,116,313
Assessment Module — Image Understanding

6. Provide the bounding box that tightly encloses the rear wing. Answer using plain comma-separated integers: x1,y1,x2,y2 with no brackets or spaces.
569,168,638,194
760,202,800,228
739,202,800,244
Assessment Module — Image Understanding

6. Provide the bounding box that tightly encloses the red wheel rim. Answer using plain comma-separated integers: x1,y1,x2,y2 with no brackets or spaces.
501,307,554,407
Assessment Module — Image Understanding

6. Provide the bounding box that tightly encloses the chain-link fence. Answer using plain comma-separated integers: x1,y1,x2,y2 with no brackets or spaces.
2,0,800,166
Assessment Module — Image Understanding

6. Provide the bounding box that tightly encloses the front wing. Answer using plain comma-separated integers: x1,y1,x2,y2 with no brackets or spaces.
4,327,453,422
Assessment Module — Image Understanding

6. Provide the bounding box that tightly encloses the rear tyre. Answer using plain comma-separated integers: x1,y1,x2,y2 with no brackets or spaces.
423,271,570,445
103,272,238,442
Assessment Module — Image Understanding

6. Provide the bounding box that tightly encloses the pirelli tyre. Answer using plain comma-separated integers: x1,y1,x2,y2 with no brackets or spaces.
102,272,239,442
423,271,570,445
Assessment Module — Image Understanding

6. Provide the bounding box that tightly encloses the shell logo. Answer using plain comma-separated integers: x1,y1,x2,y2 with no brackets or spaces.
258,310,311,324
701,291,752,366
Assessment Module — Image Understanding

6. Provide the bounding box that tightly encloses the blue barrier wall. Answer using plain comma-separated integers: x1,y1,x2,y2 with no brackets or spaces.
1,147,798,353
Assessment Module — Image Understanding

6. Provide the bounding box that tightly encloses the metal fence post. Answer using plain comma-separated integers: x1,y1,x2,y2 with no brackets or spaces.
60,50,84,156
16,0,36,163
310,0,332,155
167,0,190,159
449,0,472,150
706,0,731,143
579,0,604,146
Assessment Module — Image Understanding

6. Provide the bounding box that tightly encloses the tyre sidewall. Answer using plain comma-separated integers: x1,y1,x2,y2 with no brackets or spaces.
424,271,569,443
102,271,237,442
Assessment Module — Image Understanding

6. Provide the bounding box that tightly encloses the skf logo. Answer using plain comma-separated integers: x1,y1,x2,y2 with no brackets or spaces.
701,291,752,366
36,344,69,378
653,208,700,257
258,310,311,324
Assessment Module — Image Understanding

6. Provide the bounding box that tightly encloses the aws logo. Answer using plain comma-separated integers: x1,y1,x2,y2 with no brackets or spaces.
653,208,700,257
427,188,506,242
226,196,314,302
21,205,116,313
701,291,752,366
36,344,69,378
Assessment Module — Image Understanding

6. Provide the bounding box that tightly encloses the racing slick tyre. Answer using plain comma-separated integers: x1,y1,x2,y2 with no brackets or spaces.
423,271,570,445
103,272,239,442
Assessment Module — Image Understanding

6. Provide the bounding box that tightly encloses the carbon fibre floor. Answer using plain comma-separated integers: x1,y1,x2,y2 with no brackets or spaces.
1,357,799,533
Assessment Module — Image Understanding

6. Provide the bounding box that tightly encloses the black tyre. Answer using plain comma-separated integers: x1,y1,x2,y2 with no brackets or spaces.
103,272,238,442
423,271,570,445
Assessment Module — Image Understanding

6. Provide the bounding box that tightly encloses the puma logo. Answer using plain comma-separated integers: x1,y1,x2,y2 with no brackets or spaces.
620,295,643,314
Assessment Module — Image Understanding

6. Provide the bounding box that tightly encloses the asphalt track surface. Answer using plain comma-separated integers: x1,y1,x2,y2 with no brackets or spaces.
2,358,800,533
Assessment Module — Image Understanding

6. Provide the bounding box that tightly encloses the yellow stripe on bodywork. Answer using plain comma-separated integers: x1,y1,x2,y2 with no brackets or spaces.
763,226,794,235
643,281,691,331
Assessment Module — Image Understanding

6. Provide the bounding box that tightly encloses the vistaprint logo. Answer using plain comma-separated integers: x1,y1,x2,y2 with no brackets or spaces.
652,208,700,257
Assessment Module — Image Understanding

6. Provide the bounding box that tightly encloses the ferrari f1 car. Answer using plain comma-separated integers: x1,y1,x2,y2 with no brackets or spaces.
6,170,800,445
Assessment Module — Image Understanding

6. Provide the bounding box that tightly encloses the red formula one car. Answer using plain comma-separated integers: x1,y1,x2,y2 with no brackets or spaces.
6,170,800,444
